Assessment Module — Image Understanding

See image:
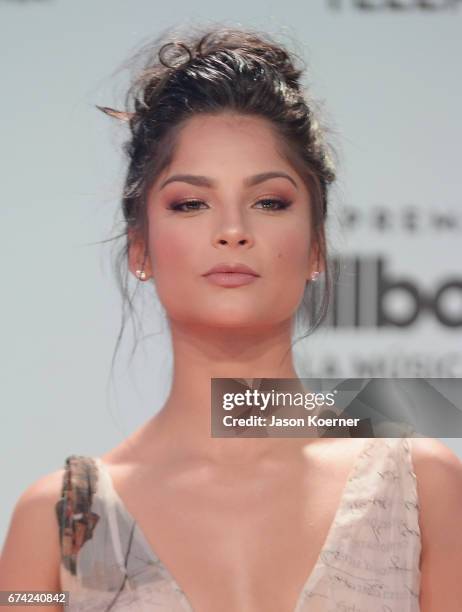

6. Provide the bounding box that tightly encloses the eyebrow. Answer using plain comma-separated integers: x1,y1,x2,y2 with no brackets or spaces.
159,171,298,191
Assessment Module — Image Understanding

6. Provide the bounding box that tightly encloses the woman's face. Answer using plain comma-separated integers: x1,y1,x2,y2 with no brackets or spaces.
134,112,320,331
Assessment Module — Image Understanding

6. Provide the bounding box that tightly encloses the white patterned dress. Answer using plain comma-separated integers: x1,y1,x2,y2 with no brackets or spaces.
55,437,422,611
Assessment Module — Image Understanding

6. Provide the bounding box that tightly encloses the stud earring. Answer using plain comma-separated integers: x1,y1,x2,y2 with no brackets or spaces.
310,271,320,282
135,269,147,281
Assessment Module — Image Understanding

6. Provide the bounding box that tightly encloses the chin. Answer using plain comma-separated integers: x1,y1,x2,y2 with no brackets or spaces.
186,311,289,332
201,314,263,329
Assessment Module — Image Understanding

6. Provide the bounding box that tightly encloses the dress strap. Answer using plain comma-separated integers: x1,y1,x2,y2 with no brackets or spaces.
54,455,100,576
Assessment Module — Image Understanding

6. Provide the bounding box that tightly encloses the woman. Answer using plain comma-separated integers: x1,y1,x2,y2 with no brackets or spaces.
1,23,461,612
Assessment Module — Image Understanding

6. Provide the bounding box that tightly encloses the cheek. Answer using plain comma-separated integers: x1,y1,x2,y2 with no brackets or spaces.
149,225,195,271
147,224,204,311
270,227,311,273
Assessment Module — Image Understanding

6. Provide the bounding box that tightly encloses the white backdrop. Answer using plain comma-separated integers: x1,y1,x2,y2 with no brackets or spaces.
1,0,461,547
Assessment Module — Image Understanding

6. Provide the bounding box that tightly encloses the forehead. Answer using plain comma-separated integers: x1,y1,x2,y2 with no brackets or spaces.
169,113,288,165
178,112,274,135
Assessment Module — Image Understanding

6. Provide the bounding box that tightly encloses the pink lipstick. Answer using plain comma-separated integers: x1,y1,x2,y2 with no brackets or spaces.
202,262,260,288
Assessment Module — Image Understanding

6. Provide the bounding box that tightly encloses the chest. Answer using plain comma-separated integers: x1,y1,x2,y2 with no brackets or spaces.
104,450,359,612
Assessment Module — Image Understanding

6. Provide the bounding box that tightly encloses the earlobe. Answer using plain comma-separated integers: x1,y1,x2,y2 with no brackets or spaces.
307,241,325,282
309,270,320,282
133,259,153,282
127,228,153,281
135,269,148,281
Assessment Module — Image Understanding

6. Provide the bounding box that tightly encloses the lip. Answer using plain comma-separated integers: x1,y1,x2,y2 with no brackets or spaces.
203,263,259,276
202,263,260,288
203,272,259,288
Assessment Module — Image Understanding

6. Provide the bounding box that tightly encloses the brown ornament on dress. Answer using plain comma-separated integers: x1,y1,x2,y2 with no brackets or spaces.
55,455,100,576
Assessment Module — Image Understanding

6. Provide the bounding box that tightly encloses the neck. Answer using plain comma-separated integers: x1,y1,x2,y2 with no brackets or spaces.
151,318,307,467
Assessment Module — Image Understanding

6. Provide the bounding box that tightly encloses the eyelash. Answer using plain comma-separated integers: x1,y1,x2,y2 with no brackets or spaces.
168,198,293,213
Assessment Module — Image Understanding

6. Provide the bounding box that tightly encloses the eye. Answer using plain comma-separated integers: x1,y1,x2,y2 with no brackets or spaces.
253,198,292,211
168,199,208,212
167,197,292,213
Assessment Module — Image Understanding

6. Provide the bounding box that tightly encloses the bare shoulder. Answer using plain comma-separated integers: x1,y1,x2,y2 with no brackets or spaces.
0,466,65,599
409,437,462,526
408,437,462,610
409,436,462,489
15,466,65,507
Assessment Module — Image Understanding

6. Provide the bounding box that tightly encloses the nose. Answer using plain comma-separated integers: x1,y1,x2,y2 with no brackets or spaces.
215,234,251,247
212,211,254,249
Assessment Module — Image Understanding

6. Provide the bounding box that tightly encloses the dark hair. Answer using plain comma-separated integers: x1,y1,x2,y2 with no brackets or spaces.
97,23,338,373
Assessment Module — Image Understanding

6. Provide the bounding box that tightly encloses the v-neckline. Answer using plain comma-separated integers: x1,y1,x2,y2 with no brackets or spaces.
94,437,374,612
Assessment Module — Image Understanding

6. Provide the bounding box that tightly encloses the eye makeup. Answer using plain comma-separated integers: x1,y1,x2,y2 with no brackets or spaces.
166,197,293,213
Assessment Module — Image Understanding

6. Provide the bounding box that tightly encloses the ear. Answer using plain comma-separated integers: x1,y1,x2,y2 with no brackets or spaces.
306,237,325,282
127,228,153,279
